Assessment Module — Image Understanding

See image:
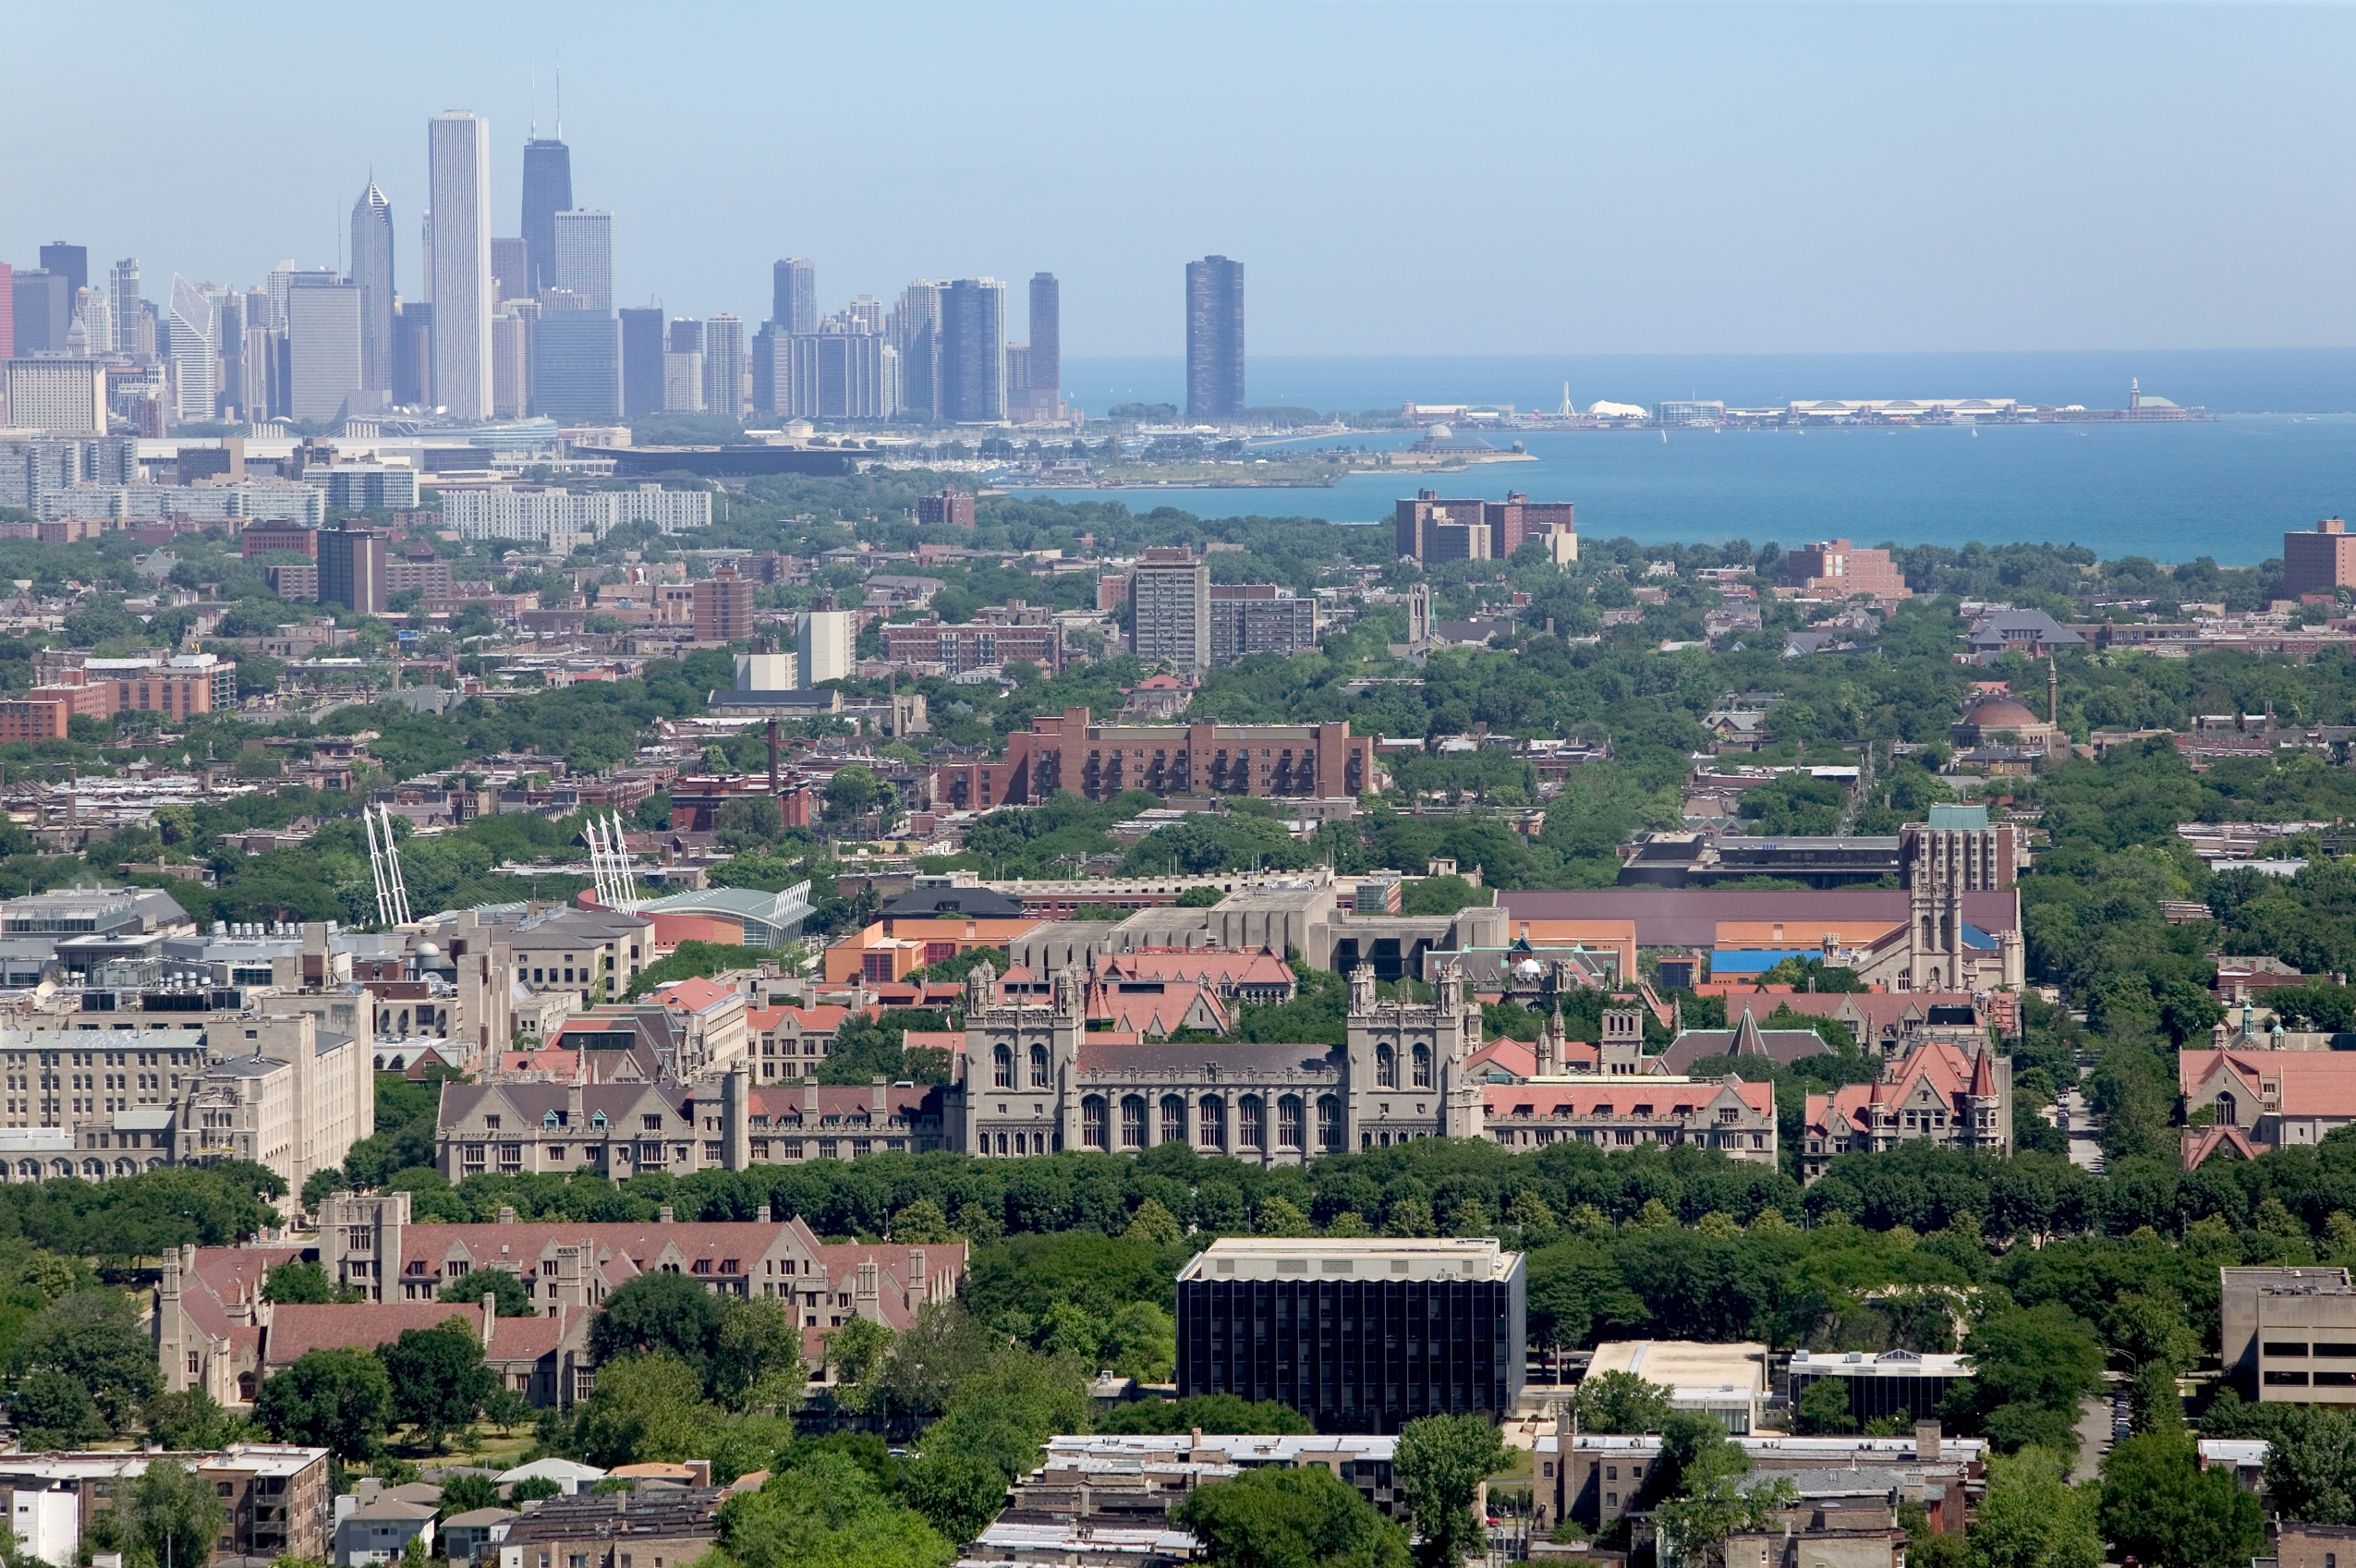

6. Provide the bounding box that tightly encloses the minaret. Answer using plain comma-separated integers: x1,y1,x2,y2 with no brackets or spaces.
2047,657,2058,727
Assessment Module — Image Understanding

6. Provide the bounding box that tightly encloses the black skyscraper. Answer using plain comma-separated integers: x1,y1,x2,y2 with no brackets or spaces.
10,272,70,355
1028,273,1060,398
1184,256,1245,421
37,244,87,303
520,138,573,298
618,307,666,418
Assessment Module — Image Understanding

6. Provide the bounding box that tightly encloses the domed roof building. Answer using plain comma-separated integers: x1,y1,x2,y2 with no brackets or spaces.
1949,677,2062,753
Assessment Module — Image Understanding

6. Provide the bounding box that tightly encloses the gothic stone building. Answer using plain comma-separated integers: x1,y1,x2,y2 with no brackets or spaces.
954,959,1487,1163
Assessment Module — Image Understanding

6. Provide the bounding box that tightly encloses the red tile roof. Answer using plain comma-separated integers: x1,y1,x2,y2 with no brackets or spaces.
264,1303,484,1367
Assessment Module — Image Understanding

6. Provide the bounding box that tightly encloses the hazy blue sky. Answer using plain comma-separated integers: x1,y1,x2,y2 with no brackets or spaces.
5,3,2347,359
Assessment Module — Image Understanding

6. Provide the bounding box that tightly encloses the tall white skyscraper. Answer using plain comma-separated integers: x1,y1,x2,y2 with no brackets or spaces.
427,112,492,419
168,274,216,419
285,276,363,422
76,288,112,355
350,179,395,401
704,313,745,419
552,210,613,313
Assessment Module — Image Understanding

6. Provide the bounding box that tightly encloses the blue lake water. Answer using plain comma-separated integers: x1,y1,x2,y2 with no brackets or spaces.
1016,352,2356,565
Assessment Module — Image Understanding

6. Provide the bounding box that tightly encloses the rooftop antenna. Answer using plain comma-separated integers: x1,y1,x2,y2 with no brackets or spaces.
530,65,537,140
555,51,562,139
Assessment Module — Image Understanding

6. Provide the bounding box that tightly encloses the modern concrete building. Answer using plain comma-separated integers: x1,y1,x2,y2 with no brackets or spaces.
533,310,622,421
318,525,387,614
3,359,106,434
797,608,855,687
662,350,703,412
1783,540,1912,600
1129,546,1211,672
889,279,940,419
427,112,492,419
442,483,707,543
551,209,613,313
773,329,890,419
704,313,745,419
693,568,753,642
1209,584,1318,664
491,237,528,302
168,274,217,420
519,136,572,299
1184,255,1245,421
938,277,1006,422
11,270,70,355
349,180,395,402
492,310,529,419
1176,1237,1524,1433
1788,1347,1972,1427
1588,1340,1768,1432
2285,518,2356,598
285,276,363,422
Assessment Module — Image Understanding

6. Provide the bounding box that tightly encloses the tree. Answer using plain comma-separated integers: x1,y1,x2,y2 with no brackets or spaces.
1172,1465,1412,1568
1393,1414,1507,1568
1572,1370,1676,1435
826,766,886,822
437,1474,503,1519
440,1269,536,1318
377,1318,495,1450
589,1271,729,1379
1952,1304,2107,1456
1095,1394,1315,1437
96,1458,225,1568
891,1197,962,1245
826,1317,896,1413
254,1346,395,1459
880,1302,1002,1417
264,1259,361,1305
18,1291,162,1433
2263,1405,2356,1525
1794,1378,1854,1435
1656,1474,1800,1568
903,1348,1090,1543
711,1297,808,1414
716,1451,953,1568
571,1354,716,1468
2098,1431,2265,1568
140,1387,246,1452
1967,1448,2101,1568
16,1366,106,1447
1123,1197,1184,1244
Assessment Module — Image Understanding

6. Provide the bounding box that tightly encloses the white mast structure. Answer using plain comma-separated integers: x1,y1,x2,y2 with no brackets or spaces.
381,804,413,925
585,812,643,910
364,803,413,926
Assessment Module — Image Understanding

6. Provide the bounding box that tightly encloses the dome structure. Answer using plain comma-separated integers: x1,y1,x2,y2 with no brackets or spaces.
1950,689,2063,752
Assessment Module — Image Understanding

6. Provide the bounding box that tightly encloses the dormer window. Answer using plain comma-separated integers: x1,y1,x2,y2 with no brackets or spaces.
543,1110,560,1127
590,1111,607,1127
484,1115,502,1129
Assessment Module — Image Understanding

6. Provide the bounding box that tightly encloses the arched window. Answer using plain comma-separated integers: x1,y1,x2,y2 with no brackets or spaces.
993,1044,1013,1088
1239,1096,1265,1149
1317,1095,1342,1149
1198,1095,1226,1150
1161,1095,1187,1146
1278,1095,1305,1149
1121,1095,1148,1149
2216,1092,2238,1124
1378,1044,1398,1089
1413,1043,1432,1088
14,1161,32,1179
80,1159,103,1178
1082,1096,1109,1149
1029,1043,1050,1089
1921,915,1935,948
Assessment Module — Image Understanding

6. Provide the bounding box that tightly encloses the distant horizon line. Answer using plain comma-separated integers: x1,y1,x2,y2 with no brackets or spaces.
1063,346,2356,362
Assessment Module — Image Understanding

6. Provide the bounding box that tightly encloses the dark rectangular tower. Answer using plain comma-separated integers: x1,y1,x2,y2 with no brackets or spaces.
37,244,87,303
618,306,666,418
1184,255,1245,421
519,138,573,298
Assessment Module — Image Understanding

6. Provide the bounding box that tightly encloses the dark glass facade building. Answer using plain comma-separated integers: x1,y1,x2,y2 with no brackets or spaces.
520,138,573,298
1184,255,1245,421
619,307,666,417
1174,1239,1524,1433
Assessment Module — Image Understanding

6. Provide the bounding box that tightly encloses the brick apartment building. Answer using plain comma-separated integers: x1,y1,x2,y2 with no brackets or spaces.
1781,540,1912,600
880,614,1063,675
917,490,977,528
2284,519,2356,598
693,569,755,642
933,705,1379,808
1394,491,1575,563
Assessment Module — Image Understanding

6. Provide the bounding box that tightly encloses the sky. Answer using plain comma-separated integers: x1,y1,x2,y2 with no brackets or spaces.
4,2,2350,360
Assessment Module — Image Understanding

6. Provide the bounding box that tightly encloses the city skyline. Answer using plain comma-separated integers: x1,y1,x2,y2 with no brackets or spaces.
3,4,2347,359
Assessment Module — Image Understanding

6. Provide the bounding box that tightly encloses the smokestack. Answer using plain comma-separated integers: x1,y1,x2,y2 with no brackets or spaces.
768,718,780,793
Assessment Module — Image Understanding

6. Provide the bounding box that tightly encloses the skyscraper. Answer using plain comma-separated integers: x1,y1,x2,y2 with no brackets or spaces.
1028,271,1061,418
74,288,112,356
773,259,816,334
214,293,239,413
618,307,665,418
490,238,528,302
285,275,363,421
110,261,141,362
552,210,613,313
533,310,621,420
393,304,431,408
668,318,704,357
37,244,86,304
318,526,387,614
704,313,745,419
938,278,1006,424
12,272,70,355
1129,546,1212,673
520,136,573,299
888,280,941,420
1184,255,1245,421
0,264,11,359
428,112,492,419
168,274,216,420
350,179,396,402
492,310,529,419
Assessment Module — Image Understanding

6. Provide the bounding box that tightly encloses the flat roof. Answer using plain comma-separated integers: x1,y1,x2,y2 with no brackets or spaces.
1178,1236,1520,1283
1790,1348,1971,1378
1588,1340,1767,1394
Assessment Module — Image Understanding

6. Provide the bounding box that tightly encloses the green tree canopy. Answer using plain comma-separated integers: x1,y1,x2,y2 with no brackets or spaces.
440,1268,537,1318
1172,1465,1411,1568
253,1346,395,1459
377,1318,494,1450
2099,1430,2265,1568
1394,1414,1508,1568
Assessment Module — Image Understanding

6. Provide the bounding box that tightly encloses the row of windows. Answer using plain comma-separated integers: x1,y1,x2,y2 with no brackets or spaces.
1068,1091,1339,1152
2,1051,191,1066
2264,1341,2356,1357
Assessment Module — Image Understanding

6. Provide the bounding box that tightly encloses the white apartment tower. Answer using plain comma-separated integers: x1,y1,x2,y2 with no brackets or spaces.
427,112,492,418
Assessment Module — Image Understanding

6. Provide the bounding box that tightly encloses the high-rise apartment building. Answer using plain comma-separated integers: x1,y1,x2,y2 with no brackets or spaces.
37,245,87,304
110,261,142,363
772,331,891,419
167,275,216,421
1129,547,1212,673
533,310,621,420
392,303,430,408
490,238,528,303
427,112,492,419
72,288,112,357
2285,518,2356,598
552,210,613,313
244,324,282,419
668,319,704,357
1025,272,1061,421
0,263,11,360
318,525,387,614
888,280,941,420
693,569,753,643
704,314,745,419
349,181,395,404
491,310,529,419
773,259,816,334
1005,343,1031,402
618,307,665,418
285,277,362,422
938,278,1006,424
416,218,431,305
12,272,70,356
662,351,703,413
520,137,573,298
1185,256,1245,421
798,608,856,687
2,361,107,434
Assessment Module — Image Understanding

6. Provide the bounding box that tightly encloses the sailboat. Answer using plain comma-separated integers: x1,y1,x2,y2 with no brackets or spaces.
1659,429,1667,444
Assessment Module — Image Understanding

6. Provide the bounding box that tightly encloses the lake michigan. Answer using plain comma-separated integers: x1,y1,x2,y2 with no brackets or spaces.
1017,349,2356,566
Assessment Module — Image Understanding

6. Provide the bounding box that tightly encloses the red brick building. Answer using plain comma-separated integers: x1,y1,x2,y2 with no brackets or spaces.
1394,490,1575,562
880,616,1063,675
2284,518,2356,598
933,705,1379,809
242,524,319,560
917,490,977,528
1782,540,1912,600
692,569,755,643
